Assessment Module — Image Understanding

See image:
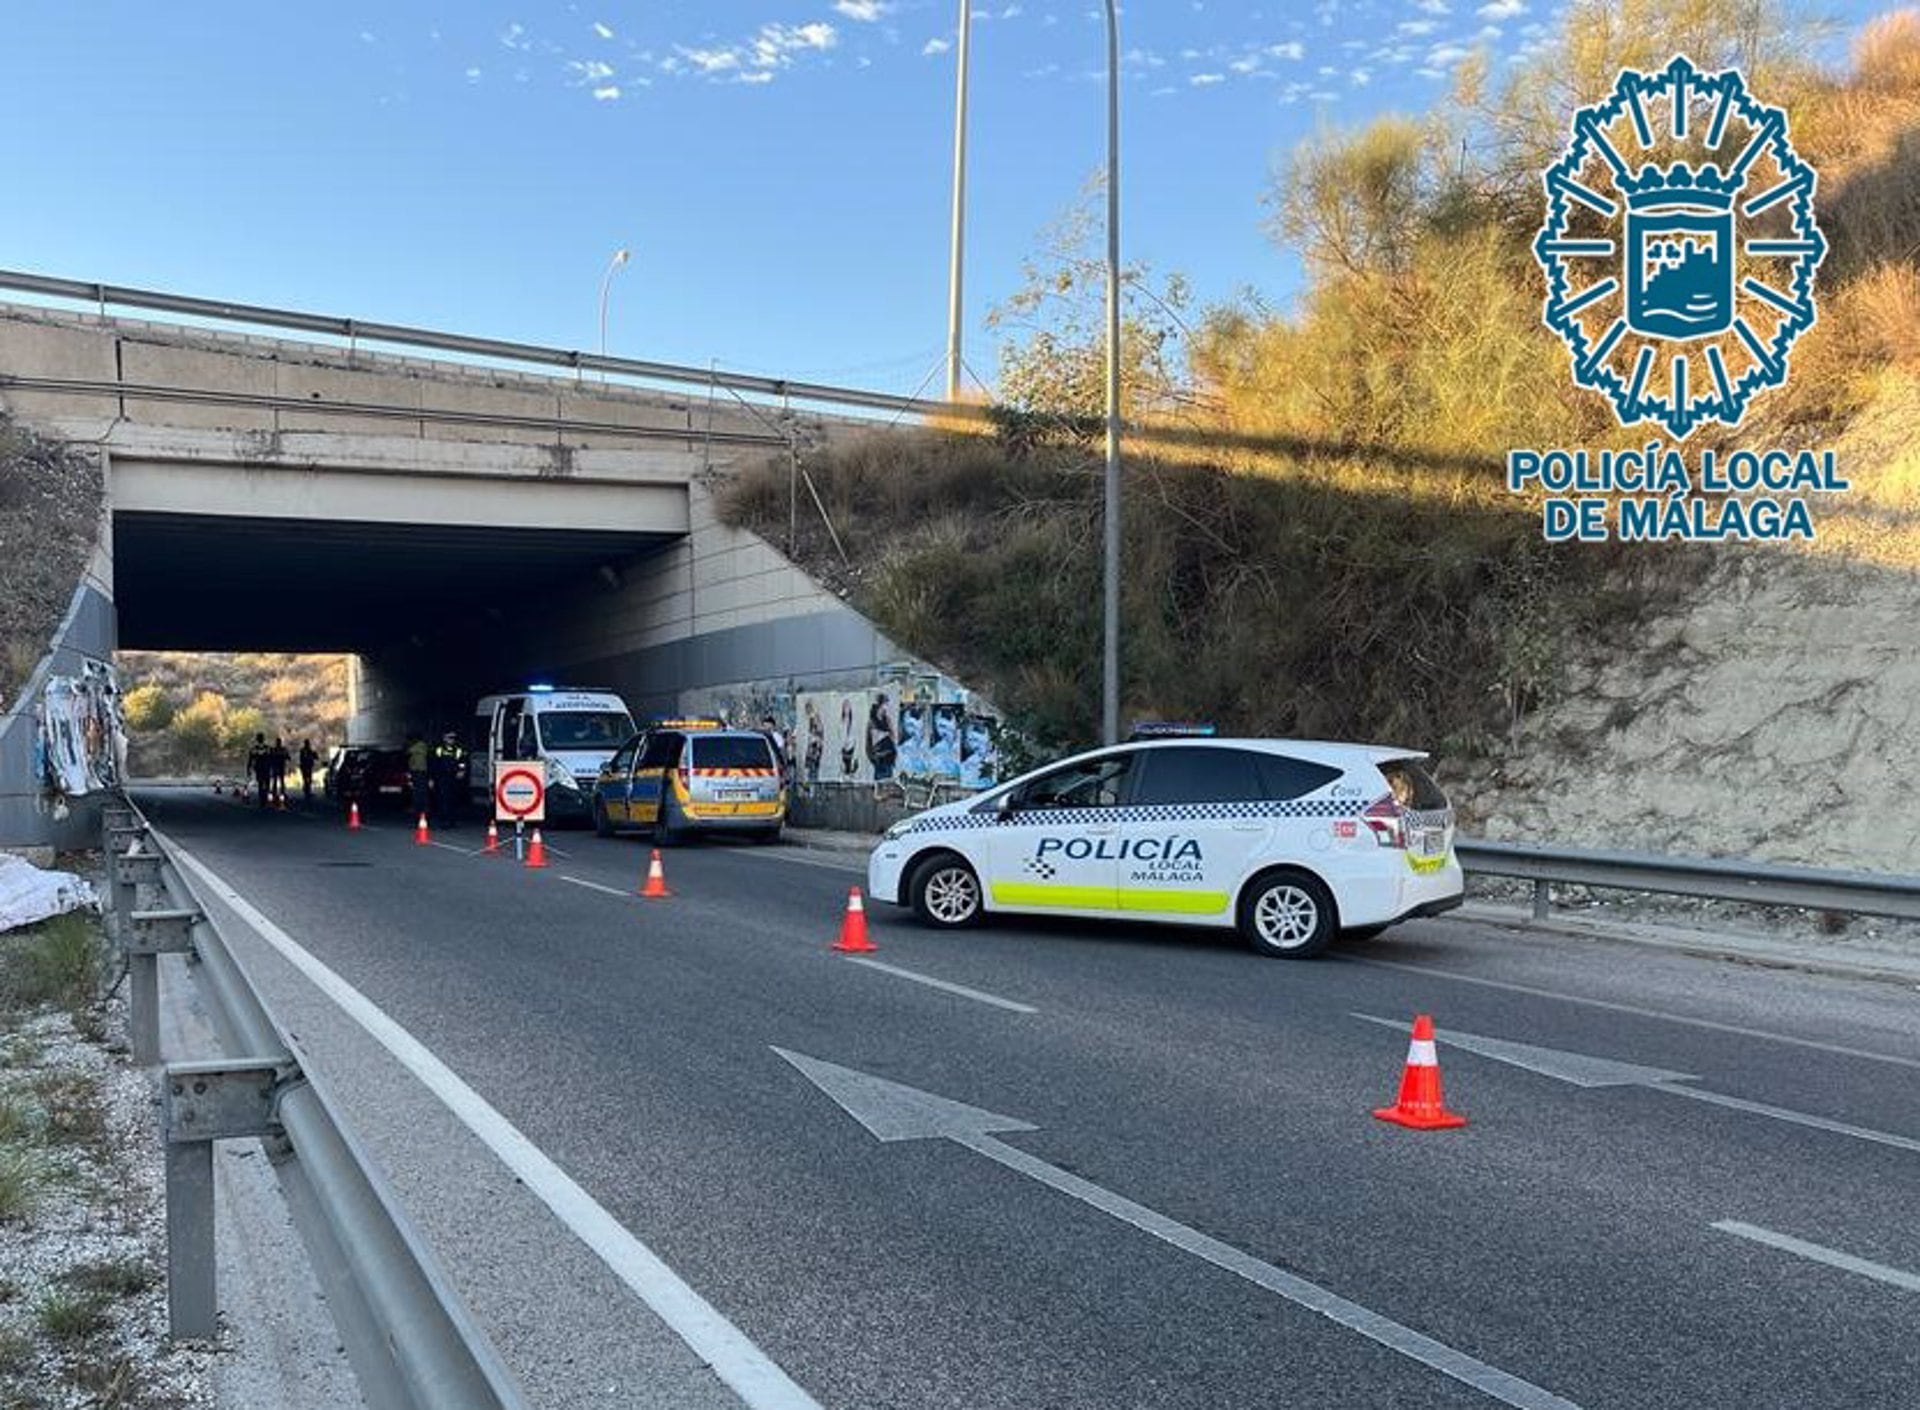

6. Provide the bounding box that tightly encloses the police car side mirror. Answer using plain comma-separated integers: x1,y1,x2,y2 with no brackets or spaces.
994,793,1015,822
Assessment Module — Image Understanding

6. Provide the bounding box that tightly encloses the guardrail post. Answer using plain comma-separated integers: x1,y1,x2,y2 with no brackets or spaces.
1532,879,1551,922
126,907,200,1066
162,1060,282,1340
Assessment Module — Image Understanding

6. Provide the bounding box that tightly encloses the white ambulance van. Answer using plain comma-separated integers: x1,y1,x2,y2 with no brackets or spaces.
866,735,1462,959
467,686,636,824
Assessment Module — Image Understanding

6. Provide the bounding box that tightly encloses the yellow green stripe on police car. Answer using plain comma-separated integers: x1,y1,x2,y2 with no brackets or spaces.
991,883,1230,914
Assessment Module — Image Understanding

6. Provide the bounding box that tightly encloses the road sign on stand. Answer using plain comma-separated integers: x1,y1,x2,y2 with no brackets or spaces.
494,763,546,823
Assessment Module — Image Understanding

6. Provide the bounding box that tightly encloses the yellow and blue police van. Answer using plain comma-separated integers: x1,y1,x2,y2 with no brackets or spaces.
866,735,1461,958
592,720,786,844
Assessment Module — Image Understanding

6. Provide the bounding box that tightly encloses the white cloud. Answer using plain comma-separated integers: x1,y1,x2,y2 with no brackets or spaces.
682,46,741,73
1477,0,1526,18
592,21,614,40
465,66,482,82
1414,0,1451,11
739,70,776,84
923,36,952,54
1229,56,1261,73
750,21,836,68
500,22,530,51
1397,19,1436,34
569,59,616,82
592,85,621,100
1426,41,1471,65
359,30,376,44
834,1,890,20
1190,71,1225,84
1350,67,1372,84
1266,41,1305,60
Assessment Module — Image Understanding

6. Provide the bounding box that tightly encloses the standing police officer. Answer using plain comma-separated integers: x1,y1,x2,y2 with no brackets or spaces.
430,731,466,830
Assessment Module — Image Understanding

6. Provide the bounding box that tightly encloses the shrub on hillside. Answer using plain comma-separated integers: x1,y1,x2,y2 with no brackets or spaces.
166,692,228,767
120,684,175,732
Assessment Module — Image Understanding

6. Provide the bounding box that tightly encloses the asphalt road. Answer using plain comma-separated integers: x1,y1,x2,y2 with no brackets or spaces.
137,788,1920,1410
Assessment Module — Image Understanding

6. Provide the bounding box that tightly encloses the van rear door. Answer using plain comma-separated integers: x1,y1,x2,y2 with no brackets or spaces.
687,735,781,809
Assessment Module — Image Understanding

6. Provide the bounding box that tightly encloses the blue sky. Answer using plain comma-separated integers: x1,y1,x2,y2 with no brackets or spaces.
0,2,1879,396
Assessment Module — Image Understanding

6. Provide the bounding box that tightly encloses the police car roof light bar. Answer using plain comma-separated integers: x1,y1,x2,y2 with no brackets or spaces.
1128,721,1218,741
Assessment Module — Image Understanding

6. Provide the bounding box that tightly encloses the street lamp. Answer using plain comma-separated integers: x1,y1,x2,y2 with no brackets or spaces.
598,247,631,376
1101,1,1121,746
945,0,972,402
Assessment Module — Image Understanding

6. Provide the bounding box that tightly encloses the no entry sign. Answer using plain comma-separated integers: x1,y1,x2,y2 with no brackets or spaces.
494,762,546,822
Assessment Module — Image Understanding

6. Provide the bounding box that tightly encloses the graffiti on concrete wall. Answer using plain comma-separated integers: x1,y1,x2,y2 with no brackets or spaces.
794,688,1000,792
38,660,124,799
689,662,1001,795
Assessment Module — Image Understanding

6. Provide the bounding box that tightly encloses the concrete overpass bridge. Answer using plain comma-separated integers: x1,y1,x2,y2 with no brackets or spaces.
0,276,951,847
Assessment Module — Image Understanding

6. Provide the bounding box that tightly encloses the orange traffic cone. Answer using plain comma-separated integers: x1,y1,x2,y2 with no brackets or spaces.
525,829,548,869
347,802,362,831
414,813,431,845
639,849,672,898
1373,1014,1467,1130
831,887,878,953
483,820,501,855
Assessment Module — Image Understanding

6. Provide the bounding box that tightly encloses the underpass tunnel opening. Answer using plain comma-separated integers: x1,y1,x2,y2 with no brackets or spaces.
113,510,682,761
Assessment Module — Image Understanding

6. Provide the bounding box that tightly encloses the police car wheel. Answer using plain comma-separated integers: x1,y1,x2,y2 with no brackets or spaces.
1240,872,1336,959
910,855,982,929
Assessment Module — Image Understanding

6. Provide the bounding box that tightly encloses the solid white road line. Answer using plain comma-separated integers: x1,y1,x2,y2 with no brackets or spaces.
840,956,1038,1014
427,840,486,857
1353,956,1920,1071
160,834,824,1410
1711,1221,1920,1293
559,875,633,899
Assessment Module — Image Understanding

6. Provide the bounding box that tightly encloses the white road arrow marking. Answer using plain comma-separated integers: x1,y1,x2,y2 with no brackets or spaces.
1353,1015,1920,1155
1351,1014,1697,1087
773,1048,1584,1410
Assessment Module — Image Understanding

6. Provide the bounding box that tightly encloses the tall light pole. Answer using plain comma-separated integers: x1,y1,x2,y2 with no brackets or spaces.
945,0,972,402
598,246,631,377
1101,0,1122,746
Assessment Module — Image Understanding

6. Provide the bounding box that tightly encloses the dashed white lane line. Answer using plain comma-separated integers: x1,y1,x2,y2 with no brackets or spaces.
1353,956,1920,1071
559,875,634,899
732,845,866,874
839,956,1038,1014
159,833,825,1410
1712,1221,1920,1293
428,840,487,857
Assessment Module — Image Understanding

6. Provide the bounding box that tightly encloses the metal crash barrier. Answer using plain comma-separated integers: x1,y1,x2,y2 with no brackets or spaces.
100,800,527,1410
1457,837,1920,924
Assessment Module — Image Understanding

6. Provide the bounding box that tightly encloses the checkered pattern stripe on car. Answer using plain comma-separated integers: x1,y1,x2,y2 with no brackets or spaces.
900,797,1368,836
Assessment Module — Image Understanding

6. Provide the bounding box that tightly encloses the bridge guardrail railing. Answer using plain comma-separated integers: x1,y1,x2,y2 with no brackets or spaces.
1455,837,1920,924
100,799,528,1410
0,267,987,422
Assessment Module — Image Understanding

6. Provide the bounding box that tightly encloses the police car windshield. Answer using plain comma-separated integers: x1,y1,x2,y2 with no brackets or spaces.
537,712,634,749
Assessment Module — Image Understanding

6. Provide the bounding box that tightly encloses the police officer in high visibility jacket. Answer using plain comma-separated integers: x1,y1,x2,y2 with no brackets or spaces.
406,735,431,818
429,731,466,829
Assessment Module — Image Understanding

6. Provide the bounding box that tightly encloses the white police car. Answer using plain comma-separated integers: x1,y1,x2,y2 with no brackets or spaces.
866,736,1462,958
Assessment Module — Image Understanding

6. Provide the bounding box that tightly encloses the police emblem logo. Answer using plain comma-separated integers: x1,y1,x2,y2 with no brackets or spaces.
1535,55,1826,438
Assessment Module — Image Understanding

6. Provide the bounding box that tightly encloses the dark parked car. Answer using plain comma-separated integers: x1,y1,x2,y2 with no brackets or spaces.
324,745,411,810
